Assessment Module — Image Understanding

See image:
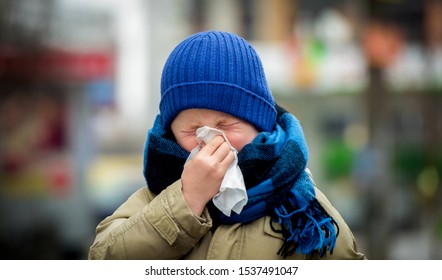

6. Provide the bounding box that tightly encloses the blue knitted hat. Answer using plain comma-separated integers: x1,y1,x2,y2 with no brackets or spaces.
160,30,277,132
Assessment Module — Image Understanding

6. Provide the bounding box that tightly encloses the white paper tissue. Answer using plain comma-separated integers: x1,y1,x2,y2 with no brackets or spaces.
185,126,247,216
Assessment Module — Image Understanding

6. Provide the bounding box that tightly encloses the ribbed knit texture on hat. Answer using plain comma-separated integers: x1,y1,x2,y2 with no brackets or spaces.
160,30,277,132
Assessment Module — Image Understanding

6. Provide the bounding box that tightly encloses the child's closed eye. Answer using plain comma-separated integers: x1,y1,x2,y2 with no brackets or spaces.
217,121,240,130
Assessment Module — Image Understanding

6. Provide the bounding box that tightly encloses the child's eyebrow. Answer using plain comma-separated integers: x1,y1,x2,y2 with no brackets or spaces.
183,119,201,127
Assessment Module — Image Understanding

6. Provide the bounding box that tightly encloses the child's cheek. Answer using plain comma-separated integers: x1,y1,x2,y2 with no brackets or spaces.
225,134,248,152
177,136,198,153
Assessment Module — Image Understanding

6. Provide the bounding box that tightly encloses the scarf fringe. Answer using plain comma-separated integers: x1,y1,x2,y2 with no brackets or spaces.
271,187,339,258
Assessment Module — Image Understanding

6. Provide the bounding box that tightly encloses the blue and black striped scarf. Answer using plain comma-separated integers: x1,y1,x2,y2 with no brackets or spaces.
143,105,338,257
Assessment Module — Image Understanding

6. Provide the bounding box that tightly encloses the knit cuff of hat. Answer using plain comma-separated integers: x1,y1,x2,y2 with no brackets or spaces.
160,81,277,132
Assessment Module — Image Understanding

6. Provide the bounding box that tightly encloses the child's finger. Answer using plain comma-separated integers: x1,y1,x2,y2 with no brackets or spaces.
211,141,233,162
200,135,225,156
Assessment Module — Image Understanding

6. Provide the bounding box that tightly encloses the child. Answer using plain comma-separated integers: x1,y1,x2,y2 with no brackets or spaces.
88,30,366,260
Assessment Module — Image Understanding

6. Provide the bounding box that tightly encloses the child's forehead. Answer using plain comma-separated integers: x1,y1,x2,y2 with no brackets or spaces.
178,108,237,120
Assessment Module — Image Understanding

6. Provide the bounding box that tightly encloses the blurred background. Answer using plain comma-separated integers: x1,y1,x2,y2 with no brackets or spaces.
0,0,441,260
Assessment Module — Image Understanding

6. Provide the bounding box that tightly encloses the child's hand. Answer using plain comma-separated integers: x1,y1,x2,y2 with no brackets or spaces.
181,135,235,216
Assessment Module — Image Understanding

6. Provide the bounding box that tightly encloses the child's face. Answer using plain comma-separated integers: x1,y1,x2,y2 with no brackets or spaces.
171,109,259,152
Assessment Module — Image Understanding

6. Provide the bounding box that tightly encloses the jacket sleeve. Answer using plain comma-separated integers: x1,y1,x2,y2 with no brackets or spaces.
88,180,213,259
306,169,367,260
314,187,367,260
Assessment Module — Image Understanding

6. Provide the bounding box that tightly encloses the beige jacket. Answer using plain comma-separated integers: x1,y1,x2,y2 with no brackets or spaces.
88,178,366,260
